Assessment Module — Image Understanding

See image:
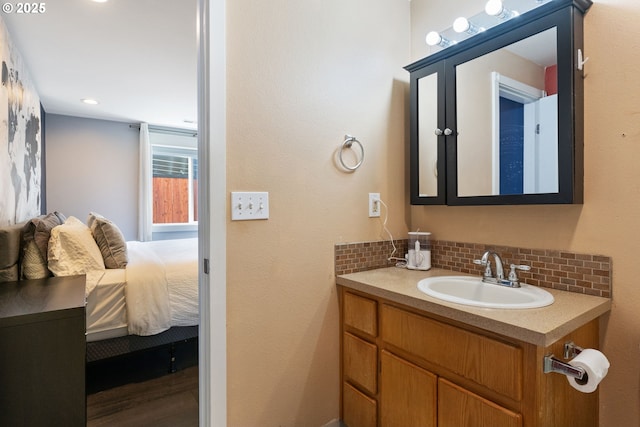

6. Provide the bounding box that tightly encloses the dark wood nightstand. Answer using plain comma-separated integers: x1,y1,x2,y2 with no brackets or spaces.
0,274,86,426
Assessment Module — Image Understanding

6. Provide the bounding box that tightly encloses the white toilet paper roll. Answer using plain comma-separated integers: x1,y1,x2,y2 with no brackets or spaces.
567,349,610,393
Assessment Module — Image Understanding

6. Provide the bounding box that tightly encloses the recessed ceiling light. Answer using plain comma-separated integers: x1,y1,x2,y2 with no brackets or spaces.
91,0,108,3
81,98,99,105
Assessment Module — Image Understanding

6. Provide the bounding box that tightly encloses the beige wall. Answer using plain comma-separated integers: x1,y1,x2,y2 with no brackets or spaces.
410,1,640,426
226,0,410,425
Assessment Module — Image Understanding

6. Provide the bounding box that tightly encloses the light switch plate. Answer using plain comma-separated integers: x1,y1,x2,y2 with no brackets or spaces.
231,192,269,220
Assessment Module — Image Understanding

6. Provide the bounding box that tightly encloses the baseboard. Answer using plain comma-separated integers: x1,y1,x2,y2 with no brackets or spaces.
321,419,344,427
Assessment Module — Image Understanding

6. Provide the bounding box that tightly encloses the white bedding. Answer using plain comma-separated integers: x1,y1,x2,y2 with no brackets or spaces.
126,238,199,336
85,269,127,342
86,238,199,338
146,238,199,328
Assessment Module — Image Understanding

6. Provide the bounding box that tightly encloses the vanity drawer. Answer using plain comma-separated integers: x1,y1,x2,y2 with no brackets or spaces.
343,292,377,337
380,304,522,400
343,332,377,395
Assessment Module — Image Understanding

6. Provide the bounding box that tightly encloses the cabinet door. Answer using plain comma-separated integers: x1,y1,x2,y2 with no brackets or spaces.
438,378,522,427
380,350,437,427
410,61,447,205
343,382,376,427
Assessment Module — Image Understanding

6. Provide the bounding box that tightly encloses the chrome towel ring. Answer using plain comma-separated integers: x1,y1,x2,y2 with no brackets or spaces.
339,135,364,171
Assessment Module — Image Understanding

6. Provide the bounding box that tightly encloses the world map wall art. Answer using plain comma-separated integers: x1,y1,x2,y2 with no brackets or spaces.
0,16,41,226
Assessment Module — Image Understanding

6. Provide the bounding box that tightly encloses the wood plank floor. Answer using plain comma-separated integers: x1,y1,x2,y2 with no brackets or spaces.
87,366,199,427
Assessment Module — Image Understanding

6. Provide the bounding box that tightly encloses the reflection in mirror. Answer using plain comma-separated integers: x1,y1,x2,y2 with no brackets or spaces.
455,27,557,197
418,73,439,197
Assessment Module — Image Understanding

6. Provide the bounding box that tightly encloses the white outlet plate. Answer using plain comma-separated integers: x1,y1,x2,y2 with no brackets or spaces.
369,193,381,217
231,192,269,220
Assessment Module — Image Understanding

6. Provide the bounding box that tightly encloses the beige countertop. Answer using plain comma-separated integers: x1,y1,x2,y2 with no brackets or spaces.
336,267,611,347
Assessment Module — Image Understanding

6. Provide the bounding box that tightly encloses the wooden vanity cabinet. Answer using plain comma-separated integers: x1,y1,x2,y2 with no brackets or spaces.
339,287,599,427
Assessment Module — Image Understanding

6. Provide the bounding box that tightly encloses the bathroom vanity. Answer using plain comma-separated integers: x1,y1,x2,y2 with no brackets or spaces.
337,267,611,427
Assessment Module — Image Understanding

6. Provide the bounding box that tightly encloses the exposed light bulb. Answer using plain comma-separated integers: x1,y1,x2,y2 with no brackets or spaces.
453,17,483,34
485,0,518,19
425,31,453,48
485,0,503,15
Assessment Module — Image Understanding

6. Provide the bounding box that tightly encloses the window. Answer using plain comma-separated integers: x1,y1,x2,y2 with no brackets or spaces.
149,130,198,232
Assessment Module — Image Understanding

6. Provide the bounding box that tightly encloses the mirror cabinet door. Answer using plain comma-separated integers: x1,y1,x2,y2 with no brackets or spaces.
411,62,446,205
408,1,586,206
454,27,558,198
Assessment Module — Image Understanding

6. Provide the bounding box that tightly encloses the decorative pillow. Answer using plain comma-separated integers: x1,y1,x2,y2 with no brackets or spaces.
53,211,67,224
22,240,49,279
21,212,65,258
48,216,105,277
0,222,23,271
0,265,19,283
87,212,128,269
20,212,65,279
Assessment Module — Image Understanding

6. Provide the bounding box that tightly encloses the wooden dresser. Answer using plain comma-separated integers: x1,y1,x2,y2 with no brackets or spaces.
0,275,86,427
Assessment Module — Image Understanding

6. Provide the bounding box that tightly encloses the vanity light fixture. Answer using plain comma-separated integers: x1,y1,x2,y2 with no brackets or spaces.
81,98,99,105
426,31,453,48
485,0,519,19
453,17,483,35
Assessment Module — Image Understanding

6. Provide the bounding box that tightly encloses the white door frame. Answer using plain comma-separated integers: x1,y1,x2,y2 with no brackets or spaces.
490,72,545,195
197,0,227,426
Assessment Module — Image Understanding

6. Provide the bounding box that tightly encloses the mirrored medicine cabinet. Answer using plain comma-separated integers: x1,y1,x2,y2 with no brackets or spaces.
405,0,592,205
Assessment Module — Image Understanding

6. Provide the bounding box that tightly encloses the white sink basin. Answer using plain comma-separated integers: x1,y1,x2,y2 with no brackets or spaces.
417,276,554,309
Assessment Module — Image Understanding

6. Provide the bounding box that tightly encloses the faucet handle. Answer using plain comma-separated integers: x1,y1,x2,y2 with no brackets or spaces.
508,264,531,282
473,259,485,266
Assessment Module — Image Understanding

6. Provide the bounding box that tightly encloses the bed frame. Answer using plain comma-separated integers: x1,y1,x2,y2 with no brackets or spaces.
87,325,198,368
86,325,199,393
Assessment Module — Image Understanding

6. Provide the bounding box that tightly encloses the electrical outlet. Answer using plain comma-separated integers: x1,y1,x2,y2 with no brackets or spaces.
231,192,270,220
369,193,381,217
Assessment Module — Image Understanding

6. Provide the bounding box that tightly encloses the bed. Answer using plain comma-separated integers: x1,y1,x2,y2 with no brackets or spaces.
0,212,199,367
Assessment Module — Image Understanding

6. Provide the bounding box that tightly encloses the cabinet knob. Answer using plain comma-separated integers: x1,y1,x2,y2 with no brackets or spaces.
434,128,443,136
444,128,454,136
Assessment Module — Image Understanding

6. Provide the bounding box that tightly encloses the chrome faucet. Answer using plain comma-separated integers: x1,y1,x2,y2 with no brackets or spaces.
482,251,505,280
473,251,530,288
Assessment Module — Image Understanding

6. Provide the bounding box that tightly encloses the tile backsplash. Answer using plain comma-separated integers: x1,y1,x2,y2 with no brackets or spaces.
335,239,611,298
335,240,407,275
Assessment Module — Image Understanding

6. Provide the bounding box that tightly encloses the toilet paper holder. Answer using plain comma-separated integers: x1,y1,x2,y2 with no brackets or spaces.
543,341,587,381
